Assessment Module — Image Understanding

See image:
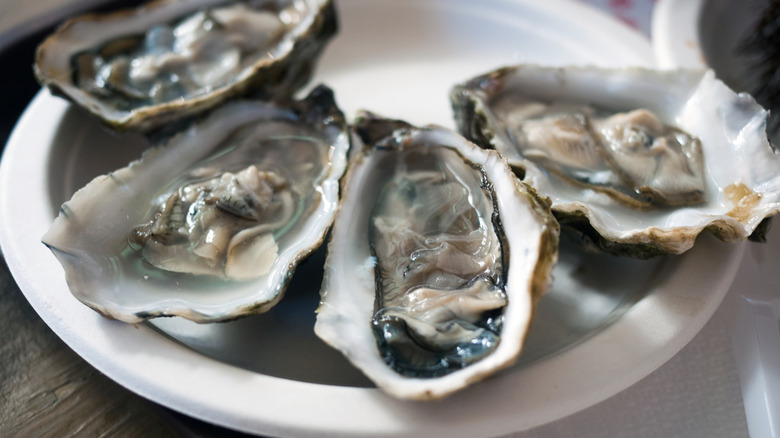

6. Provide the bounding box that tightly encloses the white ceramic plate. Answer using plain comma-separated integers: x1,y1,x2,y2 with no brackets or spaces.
0,1,746,436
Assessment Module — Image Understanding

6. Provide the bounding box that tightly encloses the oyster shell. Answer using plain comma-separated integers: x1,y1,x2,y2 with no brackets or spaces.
314,113,559,400
35,0,337,132
42,85,349,323
451,65,780,257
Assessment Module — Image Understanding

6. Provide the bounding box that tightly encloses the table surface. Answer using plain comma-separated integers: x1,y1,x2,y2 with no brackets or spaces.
0,1,753,437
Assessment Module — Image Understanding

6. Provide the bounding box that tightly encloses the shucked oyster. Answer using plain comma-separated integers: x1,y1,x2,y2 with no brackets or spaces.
42,85,349,323
35,0,337,131
452,65,780,257
315,113,559,400
487,103,706,209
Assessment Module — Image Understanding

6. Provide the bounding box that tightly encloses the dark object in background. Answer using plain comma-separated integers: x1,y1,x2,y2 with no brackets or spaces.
0,31,48,148
739,0,780,137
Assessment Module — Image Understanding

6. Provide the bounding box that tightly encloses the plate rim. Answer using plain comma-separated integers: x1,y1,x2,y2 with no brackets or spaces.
0,0,746,436
652,0,707,68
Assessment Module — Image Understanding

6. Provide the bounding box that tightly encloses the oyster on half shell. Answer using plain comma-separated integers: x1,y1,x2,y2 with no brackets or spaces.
42,85,349,323
314,113,559,400
35,0,337,132
452,65,780,257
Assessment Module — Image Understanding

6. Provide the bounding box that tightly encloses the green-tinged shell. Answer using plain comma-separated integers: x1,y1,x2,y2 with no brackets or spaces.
42,85,349,323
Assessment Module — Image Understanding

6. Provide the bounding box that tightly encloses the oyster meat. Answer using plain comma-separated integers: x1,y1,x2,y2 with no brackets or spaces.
452,65,780,256
42,85,349,323
495,102,706,209
35,0,337,131
315,113,559,400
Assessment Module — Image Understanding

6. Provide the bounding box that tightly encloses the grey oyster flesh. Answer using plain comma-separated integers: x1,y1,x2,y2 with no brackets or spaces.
72,3,292,111
369,146,507,378
128,120,328,281
494,98,705,208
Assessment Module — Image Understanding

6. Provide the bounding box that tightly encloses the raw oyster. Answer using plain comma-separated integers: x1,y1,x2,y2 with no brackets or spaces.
42,85,349,323
35,0,337,131
451,65,780,257
315,113,559,400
